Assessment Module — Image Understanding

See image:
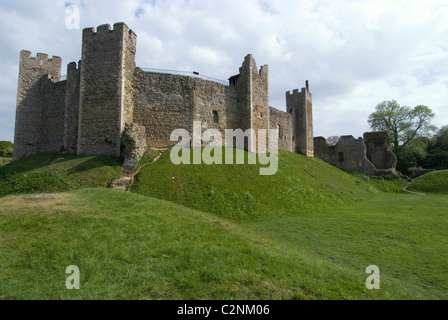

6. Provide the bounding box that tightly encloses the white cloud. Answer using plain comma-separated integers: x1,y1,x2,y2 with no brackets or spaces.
0,0,447,142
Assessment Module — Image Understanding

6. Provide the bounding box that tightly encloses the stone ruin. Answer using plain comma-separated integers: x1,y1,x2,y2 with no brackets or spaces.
314,131,397,177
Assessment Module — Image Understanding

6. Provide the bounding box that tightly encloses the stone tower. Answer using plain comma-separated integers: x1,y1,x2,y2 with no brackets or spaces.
13,51,63,160
286,81,313,157
77,22,137,157
235,54,270,152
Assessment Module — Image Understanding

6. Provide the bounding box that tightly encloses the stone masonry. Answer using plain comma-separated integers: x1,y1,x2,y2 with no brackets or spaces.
13,22,313,163
313,132,397,176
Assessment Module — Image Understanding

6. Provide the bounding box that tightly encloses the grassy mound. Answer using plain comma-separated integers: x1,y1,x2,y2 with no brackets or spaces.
1,188,431,300
407,170,448,194
132,148,405,219
0,154,123,197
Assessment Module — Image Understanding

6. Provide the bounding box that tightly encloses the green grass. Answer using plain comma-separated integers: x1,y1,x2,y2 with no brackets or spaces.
244,193,448,299
407,170,448,194
132,148,404,220
0,154,123,197
1,188,437,300
1,150,445,300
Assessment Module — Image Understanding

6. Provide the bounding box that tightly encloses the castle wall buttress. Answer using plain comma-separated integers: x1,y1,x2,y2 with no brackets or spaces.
77,23,136,157
64,61,81,154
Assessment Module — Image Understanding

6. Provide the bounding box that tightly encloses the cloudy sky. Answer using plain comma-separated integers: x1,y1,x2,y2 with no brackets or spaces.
0,0,447,142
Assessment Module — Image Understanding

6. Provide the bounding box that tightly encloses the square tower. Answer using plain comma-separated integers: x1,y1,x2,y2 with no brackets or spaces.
286,81,313,157
235,54,270,152
77,23,137,157
13,51,63,160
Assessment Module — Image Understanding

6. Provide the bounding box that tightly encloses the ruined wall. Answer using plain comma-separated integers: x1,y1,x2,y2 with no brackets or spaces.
64,61,81,153
313,136,334,164
269,107,293,151
363,131,397,170
286,84,313,157
334,136,377,175
78,23,136,157
313,133,397,175
13,51,64,160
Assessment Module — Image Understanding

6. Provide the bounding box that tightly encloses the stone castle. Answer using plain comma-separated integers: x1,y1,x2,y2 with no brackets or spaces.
13,22,395,176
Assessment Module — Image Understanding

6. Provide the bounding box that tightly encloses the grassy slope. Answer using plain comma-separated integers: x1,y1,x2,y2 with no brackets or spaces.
0,154,123,197
0,188,420,300
1,150,445,299
407,170,448,194
132,148,406,220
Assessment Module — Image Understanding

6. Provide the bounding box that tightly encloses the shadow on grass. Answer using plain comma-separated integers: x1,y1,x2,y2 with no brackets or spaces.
67,156,123,175
0,153,122,177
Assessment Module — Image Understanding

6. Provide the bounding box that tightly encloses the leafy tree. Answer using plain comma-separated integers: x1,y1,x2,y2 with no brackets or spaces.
368,100,436,154
425,125,448,169
0,141,14,157
395,137,430,174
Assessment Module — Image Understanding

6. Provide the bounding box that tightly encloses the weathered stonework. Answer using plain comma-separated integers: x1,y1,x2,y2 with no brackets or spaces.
363,132,397,170
314,132,397,176
121,122,147,174
269,107,293,152
13,22,314,167
13,51,64,160
77,23,137,157
286,83,313,157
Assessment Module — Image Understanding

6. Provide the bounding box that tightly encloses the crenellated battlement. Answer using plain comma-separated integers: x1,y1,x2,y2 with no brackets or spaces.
67,60,82,73
82,22,137,40
20,50,62,71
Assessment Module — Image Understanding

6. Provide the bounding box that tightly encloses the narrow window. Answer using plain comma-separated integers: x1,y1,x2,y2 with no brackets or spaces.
277,124,281,138
213,111,218,123
258,111,263,118
338,152,344,162
290,108,293,114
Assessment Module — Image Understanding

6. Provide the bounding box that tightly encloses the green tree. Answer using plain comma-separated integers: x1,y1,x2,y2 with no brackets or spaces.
425,125,448,169
368,100,436,154
0,141,14,157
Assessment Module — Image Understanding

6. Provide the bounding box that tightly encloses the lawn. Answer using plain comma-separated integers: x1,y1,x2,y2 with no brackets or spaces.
243,193,448,299
0,150,446,300
1,188,446,299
